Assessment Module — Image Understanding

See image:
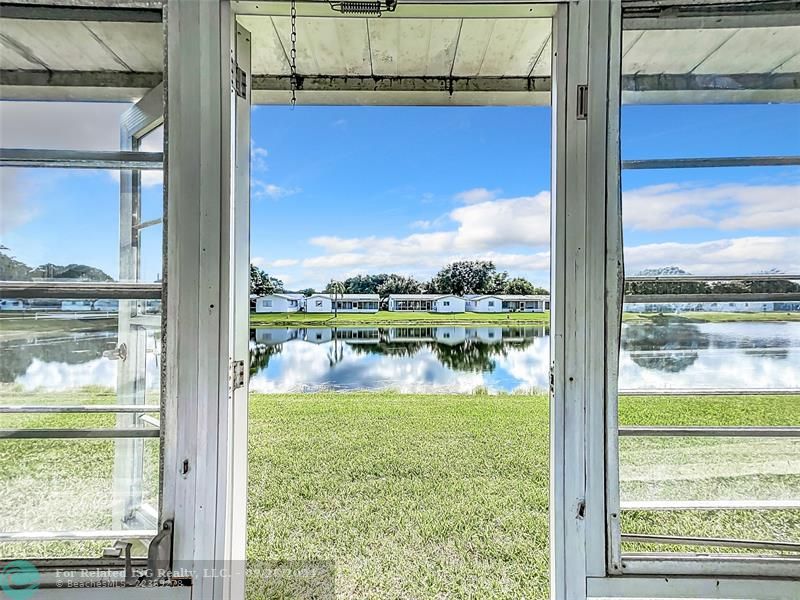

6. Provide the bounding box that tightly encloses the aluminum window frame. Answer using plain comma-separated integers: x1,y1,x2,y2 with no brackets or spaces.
605,9,800,584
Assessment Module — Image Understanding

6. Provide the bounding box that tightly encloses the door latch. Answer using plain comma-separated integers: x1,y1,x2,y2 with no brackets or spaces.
577,84,588,120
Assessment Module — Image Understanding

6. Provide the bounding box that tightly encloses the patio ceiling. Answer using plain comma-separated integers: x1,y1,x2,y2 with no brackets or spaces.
0,2,798,105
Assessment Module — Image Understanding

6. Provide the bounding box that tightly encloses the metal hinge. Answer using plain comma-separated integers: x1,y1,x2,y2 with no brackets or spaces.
577,84,588,120
549,364,555,396
232,58,247,99
230,359,246,390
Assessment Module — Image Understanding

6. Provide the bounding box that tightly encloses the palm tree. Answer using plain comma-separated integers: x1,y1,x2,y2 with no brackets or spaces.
329,279,345,319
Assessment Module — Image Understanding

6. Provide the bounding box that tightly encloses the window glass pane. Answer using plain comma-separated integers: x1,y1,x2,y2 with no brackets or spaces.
0,438,159,559
0,101,133,151
0,300,160,558
619,17,800,561
1,168,162,283
619,313,800,392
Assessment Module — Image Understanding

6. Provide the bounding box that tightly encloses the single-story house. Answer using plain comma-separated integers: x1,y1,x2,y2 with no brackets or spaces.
435,326,467,345
253,327,302,345
467,327,504,344
466,294,550,313
254,293,305,313
61,300,93,311
305,294,380,313
387,294,466,313
0,299,25,311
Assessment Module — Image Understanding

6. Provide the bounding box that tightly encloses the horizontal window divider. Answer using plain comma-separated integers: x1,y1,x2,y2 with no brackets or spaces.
622,156,800,170
624,292,800,303
621,533,800,554
619,388,800,396
621,499,800,511
0,529,157,543
0,281,161,299
0,428,160,440
619,426,800,437
134,217,163,230
618,555,800,578
0,405,160,414
625,274,800,283
0,148,163,169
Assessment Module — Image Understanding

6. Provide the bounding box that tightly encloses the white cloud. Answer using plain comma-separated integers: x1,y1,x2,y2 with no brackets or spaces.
623,182,800,232
624,236,800,275
0,169,39,234
271,258,300,268
253,180,298,199
251,146,268,172
455,187,501,204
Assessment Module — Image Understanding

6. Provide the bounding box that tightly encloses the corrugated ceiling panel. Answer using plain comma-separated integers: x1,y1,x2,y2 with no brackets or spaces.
774,50,800,74
238,15,290,75
623,29,737,74
276,17,371,76
530,33,551,77
451,19,496,77
368,19,460,77
84,22,162,72
0,19,125,71
693,27,800,74
479,19,550,76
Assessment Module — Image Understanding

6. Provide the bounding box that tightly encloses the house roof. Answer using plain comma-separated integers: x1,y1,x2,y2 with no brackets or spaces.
467,294,549,301
388,294,462,300
308,293,379,300
258,293,304,300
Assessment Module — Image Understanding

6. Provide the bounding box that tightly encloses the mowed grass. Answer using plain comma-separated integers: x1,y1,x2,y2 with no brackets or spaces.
247,393,800,598
250,311,549,327
1,390,798,594
247,393,550,599
622,311,800,323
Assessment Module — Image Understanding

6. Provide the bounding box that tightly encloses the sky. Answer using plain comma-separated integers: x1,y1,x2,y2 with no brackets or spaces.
1,101,798,288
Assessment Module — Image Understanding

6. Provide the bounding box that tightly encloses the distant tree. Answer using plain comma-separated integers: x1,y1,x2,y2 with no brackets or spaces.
376,274,423,296
503,277,548,295
327,274,389,294
429,260,504,296
250,264,283,295
297,288,316,297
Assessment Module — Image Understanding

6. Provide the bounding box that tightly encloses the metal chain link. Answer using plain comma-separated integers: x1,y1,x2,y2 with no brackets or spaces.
290,0,297,108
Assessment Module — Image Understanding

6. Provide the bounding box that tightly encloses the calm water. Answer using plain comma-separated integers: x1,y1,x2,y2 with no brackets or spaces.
2,321,799,394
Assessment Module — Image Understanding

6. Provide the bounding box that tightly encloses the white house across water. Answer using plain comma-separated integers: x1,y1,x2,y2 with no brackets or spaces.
387,294,466,313
306,294,379,313
254,293,305,313
466,295,550,313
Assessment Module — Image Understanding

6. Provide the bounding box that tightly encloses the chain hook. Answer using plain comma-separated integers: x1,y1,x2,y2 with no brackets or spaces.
290,0,298,108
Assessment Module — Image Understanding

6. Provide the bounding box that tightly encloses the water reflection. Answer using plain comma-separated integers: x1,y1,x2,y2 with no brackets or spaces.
2,321,799,393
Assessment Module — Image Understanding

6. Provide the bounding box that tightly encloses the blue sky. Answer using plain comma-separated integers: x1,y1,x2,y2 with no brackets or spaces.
1,101,798,288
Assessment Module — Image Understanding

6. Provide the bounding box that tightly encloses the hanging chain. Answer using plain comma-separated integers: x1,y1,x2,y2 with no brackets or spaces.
290,0,298,108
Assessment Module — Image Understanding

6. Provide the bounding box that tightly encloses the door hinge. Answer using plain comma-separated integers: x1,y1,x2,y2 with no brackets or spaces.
230,359,246,390
549,364,555,396
577,84,588,120
232,58,247,99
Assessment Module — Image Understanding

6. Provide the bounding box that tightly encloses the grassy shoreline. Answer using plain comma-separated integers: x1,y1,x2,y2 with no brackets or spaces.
250,310,800,327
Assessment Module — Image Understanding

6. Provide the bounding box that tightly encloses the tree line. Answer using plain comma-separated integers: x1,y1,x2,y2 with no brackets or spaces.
250,260,549,297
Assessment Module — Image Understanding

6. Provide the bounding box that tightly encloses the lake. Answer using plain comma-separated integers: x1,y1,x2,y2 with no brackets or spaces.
2,321,799,394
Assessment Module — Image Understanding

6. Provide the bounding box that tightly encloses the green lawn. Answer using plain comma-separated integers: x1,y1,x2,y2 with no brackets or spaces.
250,311,549,327
1,390,798,597
250,310,800,328
622,311,800,323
